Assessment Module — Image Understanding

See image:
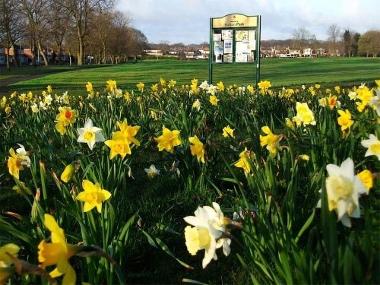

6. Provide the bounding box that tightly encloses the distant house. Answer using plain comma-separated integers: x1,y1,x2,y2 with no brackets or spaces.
144,49,163,56
0,46,32,65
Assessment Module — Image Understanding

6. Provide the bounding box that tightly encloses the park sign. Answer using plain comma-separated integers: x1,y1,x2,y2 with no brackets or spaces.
209,13,261,85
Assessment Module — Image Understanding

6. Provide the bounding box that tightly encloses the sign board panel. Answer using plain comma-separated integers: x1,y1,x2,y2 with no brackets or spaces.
208,14,261,85
212,14,258,28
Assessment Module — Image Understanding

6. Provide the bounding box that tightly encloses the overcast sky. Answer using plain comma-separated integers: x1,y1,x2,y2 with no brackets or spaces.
115,0,379,44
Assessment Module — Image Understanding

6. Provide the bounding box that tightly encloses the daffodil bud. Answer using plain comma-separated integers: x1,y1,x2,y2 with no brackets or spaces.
61,164,75,183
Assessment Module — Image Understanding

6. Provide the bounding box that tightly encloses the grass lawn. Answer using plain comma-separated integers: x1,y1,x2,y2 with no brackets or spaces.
2,57,380,95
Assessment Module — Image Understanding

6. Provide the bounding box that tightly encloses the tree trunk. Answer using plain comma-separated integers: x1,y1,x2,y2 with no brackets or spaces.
77,32,84,65
37,40,48,66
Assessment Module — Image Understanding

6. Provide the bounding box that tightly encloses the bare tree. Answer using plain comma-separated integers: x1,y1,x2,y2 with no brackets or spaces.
20,0,50,66
292,28,316,50
0,0,25,69
60,0,113,65
327,24,341,56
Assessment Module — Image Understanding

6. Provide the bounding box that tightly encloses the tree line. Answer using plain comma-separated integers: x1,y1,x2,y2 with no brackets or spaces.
0,0,149,68
263,24,380,57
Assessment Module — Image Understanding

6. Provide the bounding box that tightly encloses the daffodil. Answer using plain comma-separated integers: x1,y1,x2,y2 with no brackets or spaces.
184,202,231,268
209,95,219,106
155,127,182,153
116,120,141,146
371,89,380,116
61,164,75,183
86,82,93,93
76,180,111,213
55,107,76,135
234,148,252,174
356,85,374,112
258,80,271,94
106,80,117,93
0,243,20,285
136,82,144,92
292,102,316,126
77,119,105,150
189,136,205,163
216,81,225,92
7,144,31,179
38,214,76,285
337,109,354,133
168,79,176,88
259,126,281,156
222,125,235,138
192,99,201,111
144,164,160,178
104,138,131,159
361,134,380,160
357,170,373,193
322,158,366,227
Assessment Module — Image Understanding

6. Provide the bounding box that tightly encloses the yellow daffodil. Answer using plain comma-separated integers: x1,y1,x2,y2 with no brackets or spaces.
217,81,225,92
7,145,31,179
61,164,75,183
77,119,105,150
356,86,374,112
292,102,316,126
136,82,144,92
246,84,254,94
299,154,310,161
259,126,281,156
168,79,176,88
86,82,93,93
151,83,158,93
190,79,198,95
184,202,231,268
258,80,271,94
0,243,20,285
155,127,182,153
321,158,366,227
76,180,111,213
209,95,219,106
47,85,53,94
104,138,131,159
327,95,338,110
361,134,380,160
38,214,76,285
106,80,117,93
337,109,354,133
334,86,341,94
222,125,235,138
234,148,252,174
55,107,76,135
189,136,205,163
357,170,373,193
116,120,141,146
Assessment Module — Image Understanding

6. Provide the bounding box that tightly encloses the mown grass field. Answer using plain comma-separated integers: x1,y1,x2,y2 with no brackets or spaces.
2,57,380,95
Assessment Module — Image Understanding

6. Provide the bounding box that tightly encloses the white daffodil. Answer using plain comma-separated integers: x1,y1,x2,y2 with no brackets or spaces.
31,103,39,113
207,85,218,96
321,158,366,227
184,202,231,268
16,144,31,168
77,119,105,150
192,99,201,111
370,89,380,116
144,164,160,178
199,80,209,90
361,134,380,160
